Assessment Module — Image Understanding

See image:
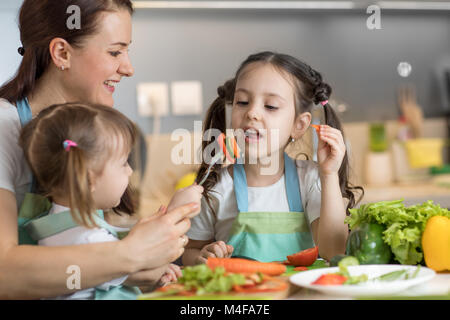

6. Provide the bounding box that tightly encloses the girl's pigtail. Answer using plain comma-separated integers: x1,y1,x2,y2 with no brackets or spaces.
196,79,235,215
66,146,97,228
313,83,364,214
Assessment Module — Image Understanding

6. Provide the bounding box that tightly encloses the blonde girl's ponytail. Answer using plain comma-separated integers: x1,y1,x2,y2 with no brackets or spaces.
66,144,97,228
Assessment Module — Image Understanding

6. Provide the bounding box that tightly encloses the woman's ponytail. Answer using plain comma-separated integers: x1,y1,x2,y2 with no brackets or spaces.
0,45,40,103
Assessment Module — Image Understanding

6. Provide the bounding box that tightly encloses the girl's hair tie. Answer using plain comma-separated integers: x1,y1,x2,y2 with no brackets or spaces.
320,100,328,106
63,140,78,151
18,47,25,56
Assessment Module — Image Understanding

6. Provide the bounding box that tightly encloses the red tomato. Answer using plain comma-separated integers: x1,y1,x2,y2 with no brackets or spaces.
311,274,347,285
286,246,319,266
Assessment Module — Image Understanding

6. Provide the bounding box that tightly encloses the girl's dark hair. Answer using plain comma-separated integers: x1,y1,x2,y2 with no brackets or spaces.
0,0,134,104
197,51,364,215
19,102,139,228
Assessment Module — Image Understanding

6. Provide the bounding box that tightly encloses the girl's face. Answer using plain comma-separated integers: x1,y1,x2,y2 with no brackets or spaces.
231,62,297,163
91,148,133,210
66,10,134,107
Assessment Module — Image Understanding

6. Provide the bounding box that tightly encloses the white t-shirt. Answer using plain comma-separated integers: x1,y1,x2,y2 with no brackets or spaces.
0,98,32,208
187,160,322,242
40,203,130,300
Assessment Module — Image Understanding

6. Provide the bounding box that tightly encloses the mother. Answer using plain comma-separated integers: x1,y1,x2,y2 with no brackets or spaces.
0,0,196,299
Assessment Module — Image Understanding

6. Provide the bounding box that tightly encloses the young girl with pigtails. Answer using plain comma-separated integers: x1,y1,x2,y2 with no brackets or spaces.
183,51,364,265
19,102,185,299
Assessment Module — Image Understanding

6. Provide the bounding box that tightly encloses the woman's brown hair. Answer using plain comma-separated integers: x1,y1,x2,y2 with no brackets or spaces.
197,51,364,215
0,0,133,104
19,102,139,228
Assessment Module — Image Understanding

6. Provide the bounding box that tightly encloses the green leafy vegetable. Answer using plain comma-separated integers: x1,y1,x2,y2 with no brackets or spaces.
345,200,450,265
178,264,245,294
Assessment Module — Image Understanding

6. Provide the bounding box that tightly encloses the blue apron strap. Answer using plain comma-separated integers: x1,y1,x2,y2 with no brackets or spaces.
284,153,303,212
16,97,37,193
233,164,248,213
16,97,32,127
233,153,303,213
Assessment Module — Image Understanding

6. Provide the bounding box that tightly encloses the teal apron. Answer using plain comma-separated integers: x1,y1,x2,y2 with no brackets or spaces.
227,153,315,262
24,209,141,300
15,98,140,300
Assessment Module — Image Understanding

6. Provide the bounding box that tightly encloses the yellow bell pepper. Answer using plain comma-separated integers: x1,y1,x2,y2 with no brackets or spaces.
422,216,450,272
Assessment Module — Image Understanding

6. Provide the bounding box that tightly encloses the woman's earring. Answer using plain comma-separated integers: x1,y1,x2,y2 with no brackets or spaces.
291,137,295,143
61,65,65,71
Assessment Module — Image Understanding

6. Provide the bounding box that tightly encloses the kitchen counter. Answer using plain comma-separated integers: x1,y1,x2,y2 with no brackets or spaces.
360,182,450,209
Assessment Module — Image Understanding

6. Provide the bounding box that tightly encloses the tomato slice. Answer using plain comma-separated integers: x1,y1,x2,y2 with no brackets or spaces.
287,246,319,267
311,274,347,285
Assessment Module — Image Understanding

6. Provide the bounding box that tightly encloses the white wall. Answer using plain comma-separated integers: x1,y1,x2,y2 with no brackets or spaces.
0,0,22,86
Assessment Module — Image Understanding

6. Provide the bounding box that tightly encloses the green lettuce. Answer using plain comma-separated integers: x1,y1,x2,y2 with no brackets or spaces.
178,264,245,295
345,200,450,265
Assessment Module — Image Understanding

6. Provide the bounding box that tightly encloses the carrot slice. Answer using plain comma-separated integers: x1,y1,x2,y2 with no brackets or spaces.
310,124,320,134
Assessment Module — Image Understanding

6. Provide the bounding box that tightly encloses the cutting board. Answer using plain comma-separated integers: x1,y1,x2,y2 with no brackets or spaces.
138,275,297,300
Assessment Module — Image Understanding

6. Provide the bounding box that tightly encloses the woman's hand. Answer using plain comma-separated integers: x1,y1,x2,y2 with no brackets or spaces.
196,241,233,264
120,203,196,273
167,184,204,218
316,125,346,177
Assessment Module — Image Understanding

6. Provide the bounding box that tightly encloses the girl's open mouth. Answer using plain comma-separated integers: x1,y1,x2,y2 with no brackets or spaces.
244,128,261,143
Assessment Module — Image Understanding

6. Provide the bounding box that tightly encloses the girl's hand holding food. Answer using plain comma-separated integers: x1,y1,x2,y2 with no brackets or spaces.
316,125,346,177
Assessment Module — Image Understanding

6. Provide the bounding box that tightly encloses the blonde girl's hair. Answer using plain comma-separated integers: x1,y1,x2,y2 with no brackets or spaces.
19,102,139,228
196,51,364,216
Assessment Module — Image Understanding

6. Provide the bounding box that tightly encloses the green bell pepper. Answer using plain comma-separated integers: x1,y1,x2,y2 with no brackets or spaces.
346,223,392,264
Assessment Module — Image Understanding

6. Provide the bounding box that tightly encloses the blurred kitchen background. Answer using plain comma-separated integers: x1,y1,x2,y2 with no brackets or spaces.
1,0,450,213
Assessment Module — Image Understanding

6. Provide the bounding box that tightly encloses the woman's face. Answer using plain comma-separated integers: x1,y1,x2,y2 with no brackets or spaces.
67,9,134,107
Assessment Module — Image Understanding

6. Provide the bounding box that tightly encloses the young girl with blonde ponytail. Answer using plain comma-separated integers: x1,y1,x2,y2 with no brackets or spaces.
183,51,363,265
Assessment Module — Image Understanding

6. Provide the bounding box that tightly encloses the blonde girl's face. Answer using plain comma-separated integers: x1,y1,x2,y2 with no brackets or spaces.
231,62,297,162
67,9,134,107
90,150,133,210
